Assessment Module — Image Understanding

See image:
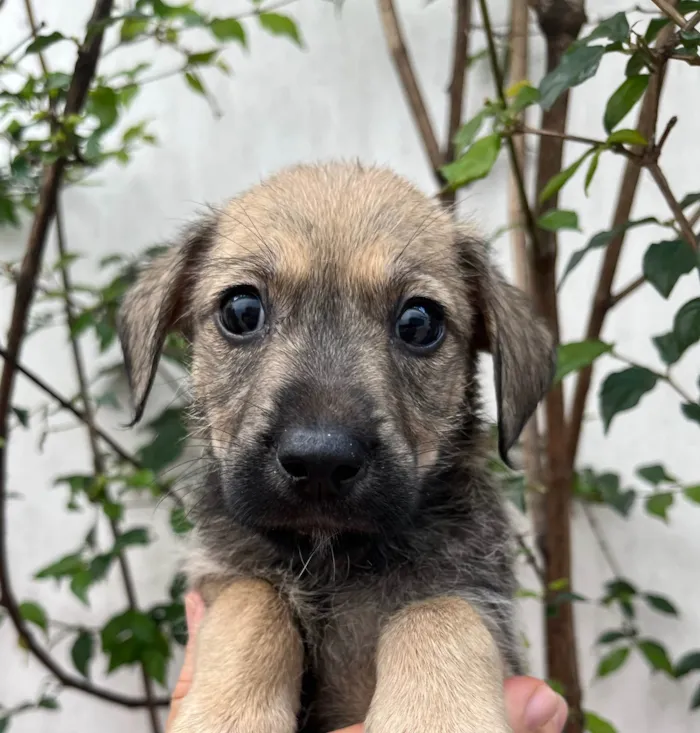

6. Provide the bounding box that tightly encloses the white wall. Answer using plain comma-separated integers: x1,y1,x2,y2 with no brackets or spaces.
1,0,699,731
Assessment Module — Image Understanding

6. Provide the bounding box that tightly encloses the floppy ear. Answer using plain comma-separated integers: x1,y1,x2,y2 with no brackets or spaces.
117,216,217,424
458,234,556,466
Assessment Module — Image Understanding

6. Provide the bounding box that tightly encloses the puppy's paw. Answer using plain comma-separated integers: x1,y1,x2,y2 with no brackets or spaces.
169,694,297,733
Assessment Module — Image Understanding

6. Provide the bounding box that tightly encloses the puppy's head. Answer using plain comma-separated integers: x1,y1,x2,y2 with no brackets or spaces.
118,163,554,540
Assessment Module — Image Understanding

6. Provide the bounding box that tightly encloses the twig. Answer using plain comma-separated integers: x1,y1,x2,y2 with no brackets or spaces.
518,125,638,155
566,19,678,468
649,0,688,28
610,274,645,306
516,531,546,584
0,22,45,66
685,10,700,30
445,0,473,163
376,0,443,178
690,204,700,229
581,505,625,578
647,163,699,250
612,350,694,403
0,0,116,711
476,0,542,251
0,344,138,467
54,203,162,733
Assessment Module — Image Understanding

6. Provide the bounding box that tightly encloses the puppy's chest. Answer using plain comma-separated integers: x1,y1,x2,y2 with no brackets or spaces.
297,597,383,733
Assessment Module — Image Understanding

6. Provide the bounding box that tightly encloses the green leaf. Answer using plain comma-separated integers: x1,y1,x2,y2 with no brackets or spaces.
638,639,674,676
26,32,65,54
538,151,590,204
441,134,501,189
138,407,188,473
555,340,612,383
120,16,149,42
210,18,246,44
142,649,167,685
511,84,540,114
692,684,700,710
187,50,219,66
38,697,59,710
537,209,579,232
70,570,93,605
0,717,8,733
578,12,630,45
625,50,649,77
11,407,29,427
19,601,47,633
114,528,149,551
71,631,94,678
584,149,602,195
643,239,697,298
35,553,85,580
680,192,700,209
597,646,630,677
538,45,606,110
643,593,678,616
636,464,675,486
645,492,674,522
682,403,700,427
684,485,700,503
599,367,658,432
170,507,193,535
597,630,629,645
170,572,188,601
604,76,650,132
675,651,700,678
453,110,488,154
184,71,205,96
258,12,302,46
606,129,648,146
653,298,700,365
585,711,617,733
88,87,119,130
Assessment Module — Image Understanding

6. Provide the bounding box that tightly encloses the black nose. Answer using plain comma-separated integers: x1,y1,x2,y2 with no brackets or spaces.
276,428,367,497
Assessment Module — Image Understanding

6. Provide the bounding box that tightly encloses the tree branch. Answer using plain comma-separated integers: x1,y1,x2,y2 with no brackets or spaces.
649,0,688,28
0,344,138,467
566,18,677,468
54,202,162,732
647,163,699,249
376,0,443,179
445,0,473,164
610,274,645,306
0,0,118,710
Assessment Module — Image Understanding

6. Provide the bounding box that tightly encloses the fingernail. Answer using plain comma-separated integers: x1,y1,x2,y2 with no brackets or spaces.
184,592,198,631
524,685,561,730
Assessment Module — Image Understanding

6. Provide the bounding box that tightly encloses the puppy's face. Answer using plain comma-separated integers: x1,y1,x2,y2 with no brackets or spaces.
119,163,554,539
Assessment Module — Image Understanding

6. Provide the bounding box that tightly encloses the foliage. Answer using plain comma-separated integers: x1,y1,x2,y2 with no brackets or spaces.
0,1,699,732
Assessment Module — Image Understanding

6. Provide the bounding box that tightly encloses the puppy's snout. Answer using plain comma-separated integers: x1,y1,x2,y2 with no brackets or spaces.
276,428,367,498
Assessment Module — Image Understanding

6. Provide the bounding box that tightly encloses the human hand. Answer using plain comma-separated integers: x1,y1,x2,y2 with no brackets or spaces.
167,592,568,733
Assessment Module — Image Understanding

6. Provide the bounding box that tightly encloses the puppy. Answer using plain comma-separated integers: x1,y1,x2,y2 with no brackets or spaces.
118,162,555,733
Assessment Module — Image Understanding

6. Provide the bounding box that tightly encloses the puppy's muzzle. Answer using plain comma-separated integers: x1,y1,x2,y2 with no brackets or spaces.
276,427,368,501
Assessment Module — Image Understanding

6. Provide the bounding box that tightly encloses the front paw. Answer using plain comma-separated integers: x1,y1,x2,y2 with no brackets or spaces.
169,694,297,733
365,705,512,733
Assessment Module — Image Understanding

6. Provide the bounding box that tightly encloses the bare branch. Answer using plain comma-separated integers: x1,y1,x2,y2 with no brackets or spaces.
610,274,645,306
649,0,688,28
647,163,699,250
445,0,473,163
376,0,443,177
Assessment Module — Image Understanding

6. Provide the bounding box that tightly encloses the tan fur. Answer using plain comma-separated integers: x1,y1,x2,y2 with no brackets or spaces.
170,579,303,733
365,598,511,733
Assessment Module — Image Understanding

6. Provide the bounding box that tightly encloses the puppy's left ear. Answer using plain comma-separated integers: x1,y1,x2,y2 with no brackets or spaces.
117,215,217,425
458,234,556,466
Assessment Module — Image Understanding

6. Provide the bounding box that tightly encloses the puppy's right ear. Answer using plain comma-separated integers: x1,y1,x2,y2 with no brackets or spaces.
117,216,217,424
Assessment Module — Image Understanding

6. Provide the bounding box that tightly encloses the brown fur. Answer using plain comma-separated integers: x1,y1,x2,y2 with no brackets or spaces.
118,162,556,733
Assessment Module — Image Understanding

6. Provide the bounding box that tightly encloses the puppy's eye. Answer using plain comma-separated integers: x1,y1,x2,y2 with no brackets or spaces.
218,287,265,338
395,298,445,352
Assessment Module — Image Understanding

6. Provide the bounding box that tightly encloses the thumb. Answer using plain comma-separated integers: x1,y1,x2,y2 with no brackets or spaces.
504,676,569,733
166,592,206,731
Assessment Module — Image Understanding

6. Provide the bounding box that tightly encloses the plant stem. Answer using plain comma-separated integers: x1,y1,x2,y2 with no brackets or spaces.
610,274,645,306
55,205,162,733
647,163,699,249
566,18,677,468
0,344,139,467
445,0,473,164
649,0,688,27
376,0,443,181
